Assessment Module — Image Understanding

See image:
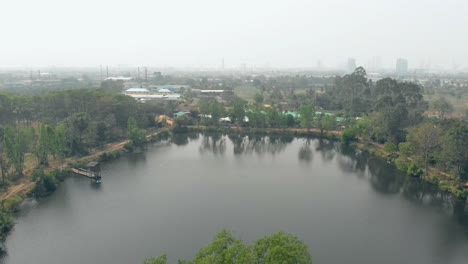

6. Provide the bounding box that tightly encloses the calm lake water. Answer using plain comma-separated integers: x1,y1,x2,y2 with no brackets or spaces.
2,134,468,264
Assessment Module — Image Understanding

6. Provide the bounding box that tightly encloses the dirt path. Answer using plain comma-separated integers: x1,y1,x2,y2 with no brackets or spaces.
1,180,36,200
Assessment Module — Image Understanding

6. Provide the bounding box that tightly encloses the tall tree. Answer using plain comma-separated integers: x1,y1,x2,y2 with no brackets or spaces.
440,122,468,180
407,123,442,174
191,230,254,264
231,100,247,126
299,103,315,132
431,97,454,119
127,117,146,149
254,231,312,264
36,124,54,166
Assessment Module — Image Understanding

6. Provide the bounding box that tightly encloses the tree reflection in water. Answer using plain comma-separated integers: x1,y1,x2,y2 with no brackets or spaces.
172,133,200,146
336,143,468,228
298,138,313,163
315,139,337,163
199,134,226,155
227,134,292,156
175,133,468,228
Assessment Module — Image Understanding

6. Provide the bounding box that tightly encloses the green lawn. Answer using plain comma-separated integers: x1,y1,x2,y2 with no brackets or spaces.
234,85,261,103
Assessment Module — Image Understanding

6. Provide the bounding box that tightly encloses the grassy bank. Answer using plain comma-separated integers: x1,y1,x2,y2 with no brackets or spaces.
353,141,468,201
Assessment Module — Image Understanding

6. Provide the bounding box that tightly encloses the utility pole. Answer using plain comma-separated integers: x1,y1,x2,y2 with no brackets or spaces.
144,67,148,82
100,65,103,81
106,65,109,78
138,67,140,80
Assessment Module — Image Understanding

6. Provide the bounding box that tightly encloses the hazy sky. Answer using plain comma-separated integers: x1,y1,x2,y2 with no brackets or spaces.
1,0,467,69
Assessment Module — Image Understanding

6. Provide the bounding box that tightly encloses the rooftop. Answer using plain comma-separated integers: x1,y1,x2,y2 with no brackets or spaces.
125,88,149,93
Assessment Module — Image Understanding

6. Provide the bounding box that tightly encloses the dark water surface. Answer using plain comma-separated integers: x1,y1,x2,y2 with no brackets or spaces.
2,134,468,264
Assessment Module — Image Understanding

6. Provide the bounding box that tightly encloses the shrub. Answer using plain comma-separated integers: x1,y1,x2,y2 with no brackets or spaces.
407,161,422,177
341,128,357,145
384,142,398,153
395,157,409,172
32,171,62,197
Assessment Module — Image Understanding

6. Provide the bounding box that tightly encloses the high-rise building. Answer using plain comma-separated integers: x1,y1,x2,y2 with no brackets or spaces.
317,60,324,70
347,58,356,73
396,58,408,76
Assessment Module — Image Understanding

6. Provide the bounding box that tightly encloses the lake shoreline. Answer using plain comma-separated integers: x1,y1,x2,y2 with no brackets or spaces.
0,126,465,253
184,126,467,202
3,130,468,264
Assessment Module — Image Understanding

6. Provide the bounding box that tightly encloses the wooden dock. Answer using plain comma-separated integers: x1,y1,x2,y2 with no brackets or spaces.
72,162,102,183
72,168,99,179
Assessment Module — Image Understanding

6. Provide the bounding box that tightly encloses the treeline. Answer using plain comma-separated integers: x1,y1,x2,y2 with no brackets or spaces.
180,98,337,136
322,69,468,185
144,230,312,264
0,88,174,184
177,68,467,189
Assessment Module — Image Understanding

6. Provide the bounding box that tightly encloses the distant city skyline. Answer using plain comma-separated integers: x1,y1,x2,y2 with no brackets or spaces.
1,0,467,70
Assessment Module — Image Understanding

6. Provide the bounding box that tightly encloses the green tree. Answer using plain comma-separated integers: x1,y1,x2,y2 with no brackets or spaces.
341,128,357,145
62,112,90,155
407,123,442,174
152,230,313,264
127,117,147,149
198,98,226,125
254,231,312,264
254,93,264,105
431,97,454,119
36,124,54,166
3,126,26,177
144,255,167,264
315,114,336,135
0,209,14,242
440,122,468,180
383,142,398,155
191,230,254,264
0,134,7,183
299,104,315,132
355,116,372,143
231,100,247,125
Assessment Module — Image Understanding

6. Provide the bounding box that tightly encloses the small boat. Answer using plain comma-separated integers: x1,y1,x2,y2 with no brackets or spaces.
95,177,102,184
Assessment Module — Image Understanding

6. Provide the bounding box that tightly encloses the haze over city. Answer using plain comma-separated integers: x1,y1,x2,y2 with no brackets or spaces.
1,0,467,70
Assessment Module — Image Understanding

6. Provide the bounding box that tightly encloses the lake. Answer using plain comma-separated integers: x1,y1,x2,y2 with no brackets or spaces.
2,134,468,264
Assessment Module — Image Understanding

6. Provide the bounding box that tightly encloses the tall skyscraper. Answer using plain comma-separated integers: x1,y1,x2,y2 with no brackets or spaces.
396,58,408,76
347,58,356,73
317,60,324,70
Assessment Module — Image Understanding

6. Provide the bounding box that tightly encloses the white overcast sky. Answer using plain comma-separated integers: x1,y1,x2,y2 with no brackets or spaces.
0,0,467,69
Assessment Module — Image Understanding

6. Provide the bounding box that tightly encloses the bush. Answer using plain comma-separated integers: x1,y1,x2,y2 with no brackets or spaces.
2,195,22,213
407,161,422,177
395,157,409,172
0,209,14,243
32,170,64,197
31,168,45,181
151,130,171,142
341,128,357,145
384,142,398,153
99,151,122,162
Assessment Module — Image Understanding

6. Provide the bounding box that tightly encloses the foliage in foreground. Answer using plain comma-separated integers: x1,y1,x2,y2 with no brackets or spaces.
144,230,312,264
